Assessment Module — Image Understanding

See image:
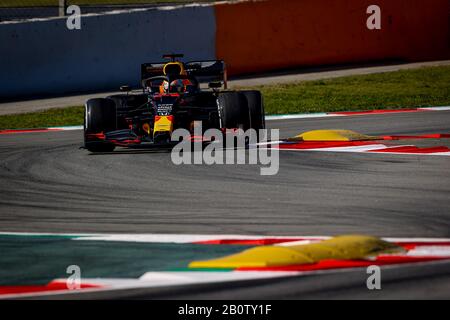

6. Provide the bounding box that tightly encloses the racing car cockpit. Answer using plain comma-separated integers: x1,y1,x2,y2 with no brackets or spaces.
143,75,200,95
142,57,201,95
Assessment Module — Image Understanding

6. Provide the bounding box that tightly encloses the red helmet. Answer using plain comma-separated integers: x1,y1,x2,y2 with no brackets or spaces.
168,79,196,93
170,79,185,93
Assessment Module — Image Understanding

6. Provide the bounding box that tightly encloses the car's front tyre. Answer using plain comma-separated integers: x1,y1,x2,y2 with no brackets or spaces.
84,98,117,153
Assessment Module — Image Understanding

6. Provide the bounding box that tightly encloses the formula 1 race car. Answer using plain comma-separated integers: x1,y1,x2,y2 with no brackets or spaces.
84,54,265,152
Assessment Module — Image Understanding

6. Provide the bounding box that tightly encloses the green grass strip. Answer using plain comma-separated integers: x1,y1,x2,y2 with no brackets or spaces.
253,65,450,114
0,106,83,130
1,66,449,130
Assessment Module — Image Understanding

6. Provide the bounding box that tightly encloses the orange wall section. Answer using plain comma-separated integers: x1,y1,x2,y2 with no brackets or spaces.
215,0,450,75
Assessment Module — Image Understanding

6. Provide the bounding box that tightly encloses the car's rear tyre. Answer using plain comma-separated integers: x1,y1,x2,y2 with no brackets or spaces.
84,98,116,152
241,90,265,131
217,92,250,130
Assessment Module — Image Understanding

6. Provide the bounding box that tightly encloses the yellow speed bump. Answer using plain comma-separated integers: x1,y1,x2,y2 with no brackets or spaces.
289,129,380,142
189,235,403,269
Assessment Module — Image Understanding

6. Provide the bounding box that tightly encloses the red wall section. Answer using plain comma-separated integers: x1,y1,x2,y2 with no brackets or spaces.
215,0,450,75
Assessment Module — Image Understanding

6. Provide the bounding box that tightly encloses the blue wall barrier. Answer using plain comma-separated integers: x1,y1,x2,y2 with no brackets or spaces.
0,5,216,99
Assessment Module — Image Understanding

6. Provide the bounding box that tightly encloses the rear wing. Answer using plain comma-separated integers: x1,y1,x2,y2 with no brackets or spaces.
140,62,165,81
141,60,227,88
185,60,227,87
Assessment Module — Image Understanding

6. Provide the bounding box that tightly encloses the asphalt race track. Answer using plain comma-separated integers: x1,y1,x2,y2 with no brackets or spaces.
1,111,450,236
1,110,450,298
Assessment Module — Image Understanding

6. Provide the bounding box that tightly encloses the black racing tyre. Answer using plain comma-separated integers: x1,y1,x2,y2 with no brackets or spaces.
106,94,127,112
84,98,116,152
241,90,265,130
217,92,250,130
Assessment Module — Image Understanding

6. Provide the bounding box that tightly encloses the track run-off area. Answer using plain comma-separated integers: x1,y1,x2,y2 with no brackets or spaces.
0,107,450,299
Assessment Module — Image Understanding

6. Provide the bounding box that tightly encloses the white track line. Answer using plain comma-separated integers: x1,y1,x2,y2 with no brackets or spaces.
50,125,83,130
419,106,450,111
265,106,450,121
0,232,325,243
278,144,389,153
1,232,450,244
265,113,342,120
277,143,450,156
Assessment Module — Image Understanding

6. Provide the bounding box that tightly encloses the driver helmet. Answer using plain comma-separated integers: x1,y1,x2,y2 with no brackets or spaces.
170,79,187,93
